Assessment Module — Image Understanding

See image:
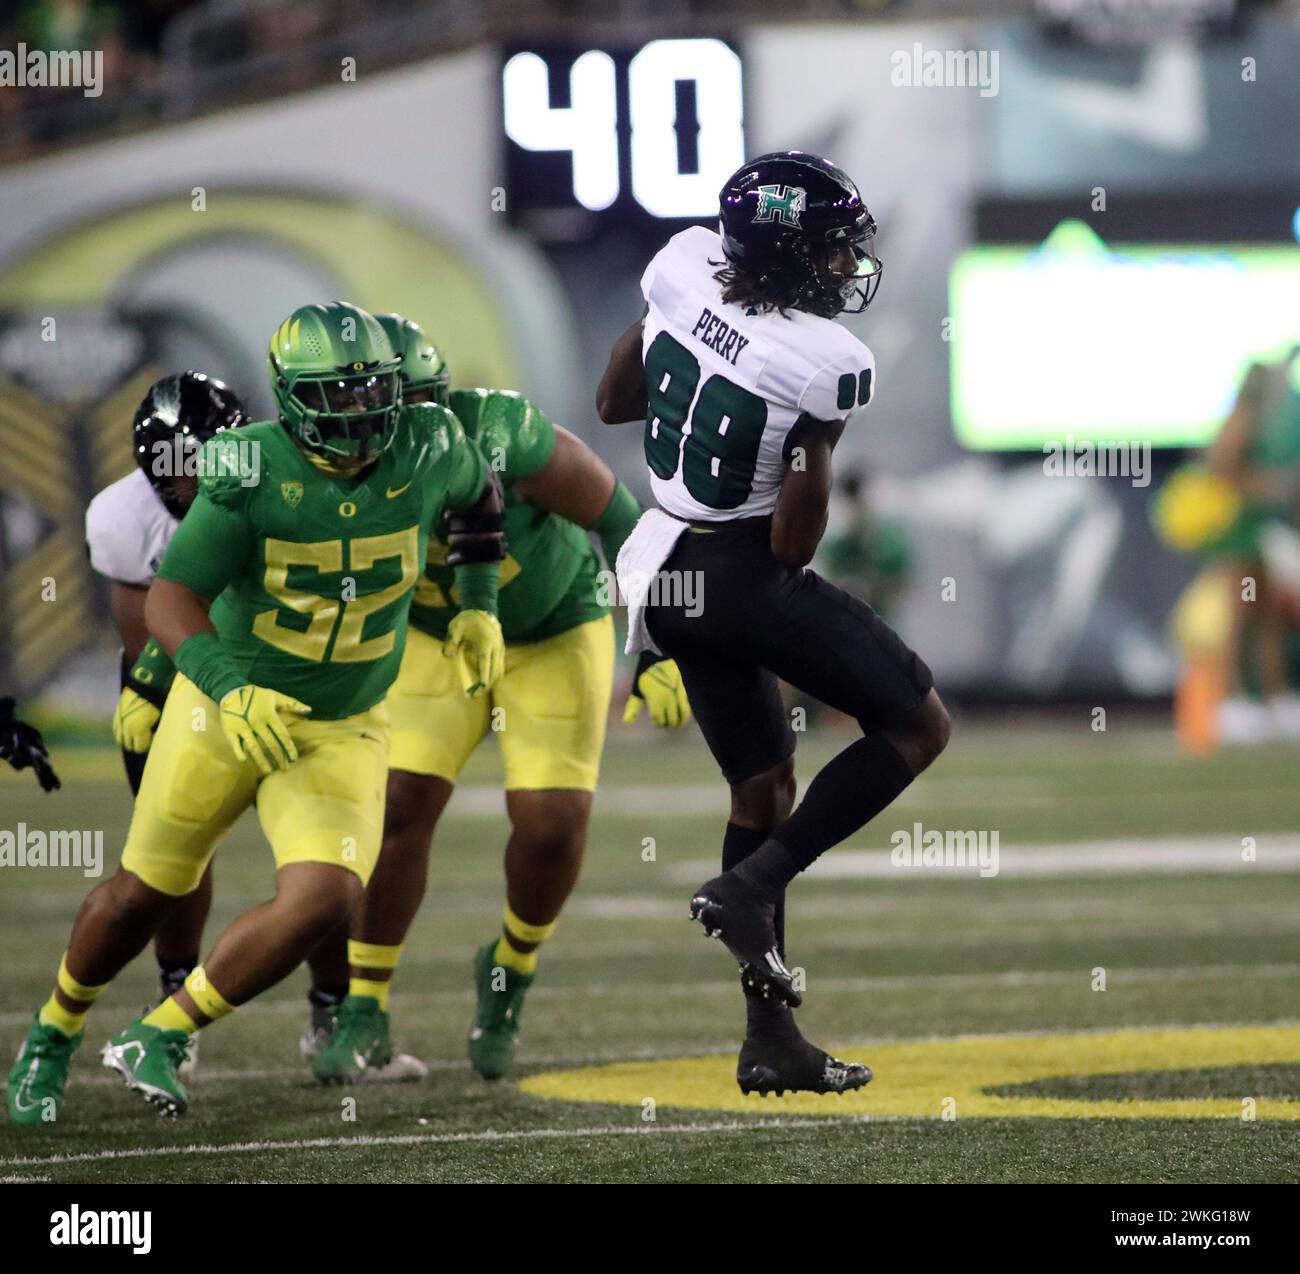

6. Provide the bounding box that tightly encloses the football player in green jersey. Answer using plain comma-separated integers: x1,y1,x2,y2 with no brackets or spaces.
308,314,691,1084
6,302,506,1123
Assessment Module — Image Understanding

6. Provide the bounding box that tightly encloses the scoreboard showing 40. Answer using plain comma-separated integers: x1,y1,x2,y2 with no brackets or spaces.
501,38,744,235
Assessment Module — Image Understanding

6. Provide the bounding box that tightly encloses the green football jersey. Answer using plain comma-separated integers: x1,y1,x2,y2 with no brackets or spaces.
156,404,488,719
408,388,608,645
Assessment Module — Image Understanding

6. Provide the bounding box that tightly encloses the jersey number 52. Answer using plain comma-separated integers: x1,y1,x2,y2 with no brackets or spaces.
254,529,420,663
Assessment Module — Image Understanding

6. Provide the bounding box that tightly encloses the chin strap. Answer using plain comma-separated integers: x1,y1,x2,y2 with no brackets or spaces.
301,448,375,477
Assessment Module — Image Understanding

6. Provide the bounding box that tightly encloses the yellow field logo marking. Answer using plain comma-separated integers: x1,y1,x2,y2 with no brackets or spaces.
520,1024,1300,1119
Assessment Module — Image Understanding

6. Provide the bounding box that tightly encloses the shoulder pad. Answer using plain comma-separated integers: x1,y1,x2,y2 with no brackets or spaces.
474,391,554,481
195,425,265,509
397,401,467,472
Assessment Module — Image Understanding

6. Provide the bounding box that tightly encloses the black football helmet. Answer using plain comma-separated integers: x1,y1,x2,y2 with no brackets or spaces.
718,151,882,318
132,371,248,517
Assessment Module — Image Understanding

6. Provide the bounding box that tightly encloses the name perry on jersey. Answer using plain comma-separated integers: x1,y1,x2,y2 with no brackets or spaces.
690,307,750,367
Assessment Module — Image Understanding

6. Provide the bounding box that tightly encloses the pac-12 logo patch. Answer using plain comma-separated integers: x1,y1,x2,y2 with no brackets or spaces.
753,184,806,228
281,480,303,507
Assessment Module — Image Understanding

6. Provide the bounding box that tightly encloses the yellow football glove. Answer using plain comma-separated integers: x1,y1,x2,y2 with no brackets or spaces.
218,684,312,775
443,609,505,697
112,687,161,753
623,655,691,729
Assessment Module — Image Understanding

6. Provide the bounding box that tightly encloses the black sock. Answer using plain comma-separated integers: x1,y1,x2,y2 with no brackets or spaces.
156,955,197,1000
723,825,798,1041
735,734,914,896
744,982,802,1042
721,822,785,956
308,985,347,1009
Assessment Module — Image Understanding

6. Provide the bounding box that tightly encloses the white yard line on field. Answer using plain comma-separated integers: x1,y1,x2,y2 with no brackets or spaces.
0,1116,870,1170
669,835,1300,882
448,778,1056,816
4,961,1297,1032
12,962,1300,1027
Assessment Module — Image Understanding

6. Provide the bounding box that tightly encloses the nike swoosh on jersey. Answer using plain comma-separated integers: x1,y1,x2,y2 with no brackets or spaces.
386,481,413,499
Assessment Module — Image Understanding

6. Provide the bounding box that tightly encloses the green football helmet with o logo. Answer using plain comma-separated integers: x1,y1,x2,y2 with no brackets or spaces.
374,312,450,406
268,301,403,463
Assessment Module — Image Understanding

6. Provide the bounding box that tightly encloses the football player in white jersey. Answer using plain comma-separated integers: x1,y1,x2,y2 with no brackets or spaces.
599,151,950,1096
85,372,247,1056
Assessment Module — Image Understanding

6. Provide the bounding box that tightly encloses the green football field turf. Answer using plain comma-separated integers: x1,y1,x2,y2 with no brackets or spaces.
2,716,1298,1184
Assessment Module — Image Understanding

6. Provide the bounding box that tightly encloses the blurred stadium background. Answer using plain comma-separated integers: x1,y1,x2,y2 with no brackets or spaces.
5,0,1300,714
2,0,1299,1185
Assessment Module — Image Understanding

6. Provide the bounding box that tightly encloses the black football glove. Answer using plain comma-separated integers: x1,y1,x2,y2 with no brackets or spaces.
0,697,61,791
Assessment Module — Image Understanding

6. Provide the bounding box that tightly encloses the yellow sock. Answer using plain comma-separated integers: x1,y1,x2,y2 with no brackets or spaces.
38,953,109,1038
168,966,236,1031
348,941,402,1010
142,995,198,1034
494,903,557,976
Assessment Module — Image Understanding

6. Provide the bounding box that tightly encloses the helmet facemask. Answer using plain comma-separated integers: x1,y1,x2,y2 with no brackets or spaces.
831,220,884,315
802,218,883,317
276,366,401,464
399,363,450,407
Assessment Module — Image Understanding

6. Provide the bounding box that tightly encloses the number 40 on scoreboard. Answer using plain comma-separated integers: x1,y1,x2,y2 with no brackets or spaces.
501,38,744,232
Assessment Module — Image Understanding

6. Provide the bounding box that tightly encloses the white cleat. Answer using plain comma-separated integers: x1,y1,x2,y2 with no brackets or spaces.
177,1031,200,1080
362,1051,430,1083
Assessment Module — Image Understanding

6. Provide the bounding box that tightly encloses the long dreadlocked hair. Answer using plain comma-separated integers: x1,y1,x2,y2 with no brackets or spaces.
709,258,803,316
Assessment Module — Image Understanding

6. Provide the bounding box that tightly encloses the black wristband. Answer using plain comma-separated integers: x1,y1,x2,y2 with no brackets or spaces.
446,531,506,567
447,508,505,536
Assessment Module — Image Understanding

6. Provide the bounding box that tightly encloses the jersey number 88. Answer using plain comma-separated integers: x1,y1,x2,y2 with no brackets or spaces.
643,331,767,511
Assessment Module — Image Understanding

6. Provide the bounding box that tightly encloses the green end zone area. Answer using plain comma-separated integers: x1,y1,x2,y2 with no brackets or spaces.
2,721,1298,1183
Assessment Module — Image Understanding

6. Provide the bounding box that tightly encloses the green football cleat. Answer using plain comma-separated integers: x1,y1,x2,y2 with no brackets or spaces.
468,940,535,1081
7,1016,82,1126
101,1021,191,1117
311,995,393,1085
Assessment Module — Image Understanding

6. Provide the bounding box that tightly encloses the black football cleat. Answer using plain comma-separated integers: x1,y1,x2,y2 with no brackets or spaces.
737,1032,872,1097
689,871,801,1007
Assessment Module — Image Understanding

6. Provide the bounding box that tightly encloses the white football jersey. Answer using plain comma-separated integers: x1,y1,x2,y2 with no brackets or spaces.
85,467,178,587
639,225,876,522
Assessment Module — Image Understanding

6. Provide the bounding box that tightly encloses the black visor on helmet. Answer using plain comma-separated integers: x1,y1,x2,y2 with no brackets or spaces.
297,371,399,416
